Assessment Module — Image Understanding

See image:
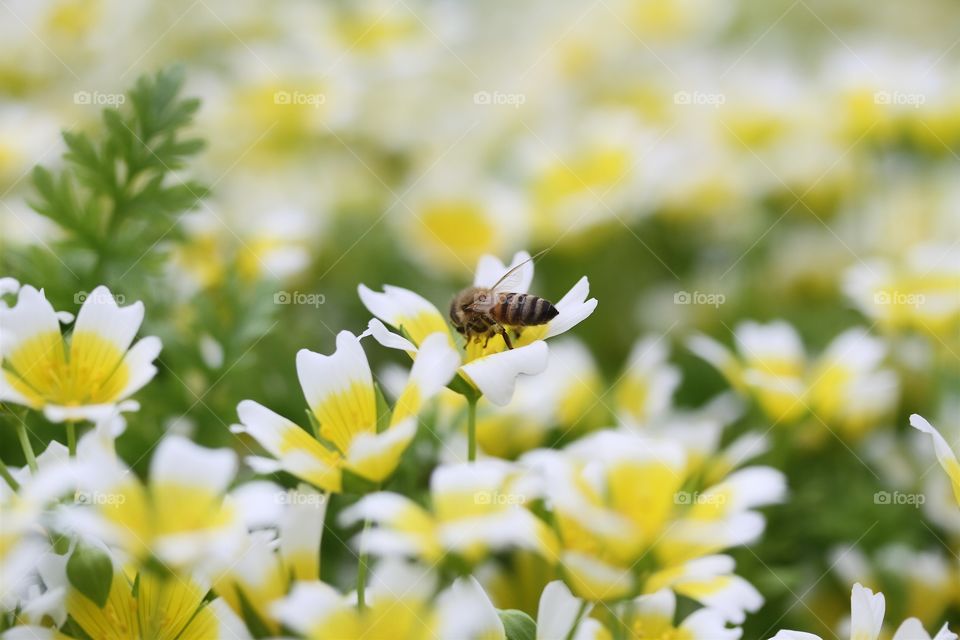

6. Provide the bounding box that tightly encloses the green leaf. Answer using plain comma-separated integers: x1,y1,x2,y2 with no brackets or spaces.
66,542,113,608
498,609,536,640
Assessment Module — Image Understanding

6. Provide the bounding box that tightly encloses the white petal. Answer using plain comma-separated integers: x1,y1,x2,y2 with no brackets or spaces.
115,336,162,399
687,334,738,374
362,318,418,353
545,276,598,339
769,633,823,640
279,484,327,578
820,328,886,372
271,581,346,634
849,583,885,640
73,285,144,356
42,400,139,423
404,332,460,399
474,251,533,292
339,491,421,528
910,414,959,473
0,277,20,296
631,588,676,622
536,580,591,640
682,608,742,640
0,285,61,361
150,435,237,495
436,577,505,640
461,341,548,405
358,284,441,330
345,418,417,481
892,619,934,640
735,320,804,366
209,598,254,640
296,330,374,418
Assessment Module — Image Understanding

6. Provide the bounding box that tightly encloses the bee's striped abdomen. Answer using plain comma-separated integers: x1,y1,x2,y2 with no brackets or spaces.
494,293,559,326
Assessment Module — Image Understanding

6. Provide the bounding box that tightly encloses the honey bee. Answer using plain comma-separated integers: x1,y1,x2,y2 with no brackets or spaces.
449,257,558,350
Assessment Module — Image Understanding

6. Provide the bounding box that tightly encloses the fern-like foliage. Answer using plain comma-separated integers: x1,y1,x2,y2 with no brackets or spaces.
13,67,209,292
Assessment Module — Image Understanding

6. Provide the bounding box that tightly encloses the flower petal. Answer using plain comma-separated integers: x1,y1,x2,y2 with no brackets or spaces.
460,341,548,405
910,414,960,504
362,318,418,353
72,285,144,362
151,435,237,496
392,332,459,423
544,276,597,339
850,582,885,640
345,418,418,483
536,580,593,640
115,336,162,399
358,284,453,347
474,251,533,292
235,400,342,492
297,331,376,453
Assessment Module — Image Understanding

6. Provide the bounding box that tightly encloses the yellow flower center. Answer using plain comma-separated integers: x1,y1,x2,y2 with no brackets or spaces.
4,330,129,407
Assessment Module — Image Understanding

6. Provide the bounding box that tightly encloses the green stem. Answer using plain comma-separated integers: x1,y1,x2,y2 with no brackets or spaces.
357,519,370,612
15,421,37,473
67,422,77,457
467,395,478,462
0,458,19,491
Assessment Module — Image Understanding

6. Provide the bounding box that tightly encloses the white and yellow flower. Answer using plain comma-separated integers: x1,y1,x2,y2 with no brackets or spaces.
844,243,960,339
340,459,558,565
910,414,960,507
688,322,898,438
69,433,243,569
210,482,327,634
0,285,161,423
359,251,597,405
769,582,957,640
829,545,959,630
536,579,742,640
65,558,249,640
234,330,458,492
271,560,505,640
614,334,682,427
521,430,780,620
0,440,75,612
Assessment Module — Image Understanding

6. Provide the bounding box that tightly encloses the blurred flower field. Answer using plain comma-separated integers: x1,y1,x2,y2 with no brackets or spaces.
1,0,959,638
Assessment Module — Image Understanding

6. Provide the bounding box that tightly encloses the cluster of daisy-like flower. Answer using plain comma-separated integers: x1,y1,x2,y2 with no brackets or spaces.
2,245,957,638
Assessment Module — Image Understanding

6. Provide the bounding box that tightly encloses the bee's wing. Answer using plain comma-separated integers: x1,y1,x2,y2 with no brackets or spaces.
490,259,531,297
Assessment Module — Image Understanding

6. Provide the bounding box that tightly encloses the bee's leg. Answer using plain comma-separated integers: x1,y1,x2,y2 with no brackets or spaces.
495,323,514,350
